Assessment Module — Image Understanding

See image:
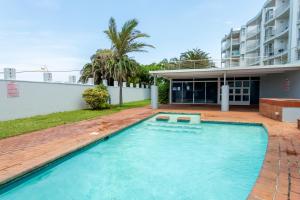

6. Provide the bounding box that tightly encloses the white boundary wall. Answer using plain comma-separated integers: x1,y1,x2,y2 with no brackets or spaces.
0,80,150,121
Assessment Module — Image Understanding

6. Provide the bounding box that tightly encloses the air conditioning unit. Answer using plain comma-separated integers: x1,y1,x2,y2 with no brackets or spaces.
43,72,52,82
68,75,76,84
4,68,16,80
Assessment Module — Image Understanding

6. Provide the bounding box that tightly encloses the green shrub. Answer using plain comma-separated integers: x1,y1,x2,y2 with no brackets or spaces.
82,84,110,110
158,80,169,104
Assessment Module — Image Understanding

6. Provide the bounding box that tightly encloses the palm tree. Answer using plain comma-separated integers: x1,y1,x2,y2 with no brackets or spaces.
79,63,93,83
108,56,139,104
180,48,215,68
104,17,154,105
79,49,114,84
91,49,114,83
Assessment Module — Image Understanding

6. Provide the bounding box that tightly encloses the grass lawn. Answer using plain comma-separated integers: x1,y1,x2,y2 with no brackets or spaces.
0,99,150,139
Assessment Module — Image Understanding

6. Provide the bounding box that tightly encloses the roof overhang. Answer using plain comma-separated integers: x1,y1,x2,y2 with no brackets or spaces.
149,64,300,79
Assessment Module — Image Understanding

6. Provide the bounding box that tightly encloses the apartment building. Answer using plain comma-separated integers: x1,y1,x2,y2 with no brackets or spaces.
221,0,300,68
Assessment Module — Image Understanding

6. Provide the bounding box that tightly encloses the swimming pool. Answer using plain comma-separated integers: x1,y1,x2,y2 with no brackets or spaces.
0,113,268,200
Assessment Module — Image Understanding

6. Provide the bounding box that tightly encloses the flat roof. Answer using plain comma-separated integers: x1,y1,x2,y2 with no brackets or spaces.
149,64,300,79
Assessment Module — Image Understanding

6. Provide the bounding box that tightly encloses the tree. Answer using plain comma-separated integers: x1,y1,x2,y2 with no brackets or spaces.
79,49,114,84
180,48,215,69
104,17,154,105
108,56,139,104
79,63,93,83
91,49,114,83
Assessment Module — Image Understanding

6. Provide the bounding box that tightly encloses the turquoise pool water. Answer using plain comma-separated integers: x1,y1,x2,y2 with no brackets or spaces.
0,114,268,200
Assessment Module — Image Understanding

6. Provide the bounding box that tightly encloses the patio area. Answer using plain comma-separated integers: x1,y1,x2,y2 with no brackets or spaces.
0,105,299,199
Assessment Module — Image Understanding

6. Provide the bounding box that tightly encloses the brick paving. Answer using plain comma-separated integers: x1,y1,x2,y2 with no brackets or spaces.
0,105,299,200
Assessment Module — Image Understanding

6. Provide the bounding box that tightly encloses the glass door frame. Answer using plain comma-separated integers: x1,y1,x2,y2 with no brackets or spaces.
219,77,251,106
171,80,219,104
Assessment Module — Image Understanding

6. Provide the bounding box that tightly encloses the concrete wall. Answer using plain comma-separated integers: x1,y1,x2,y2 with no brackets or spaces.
108,87,150,105
0,80,150,121
260,70,300,98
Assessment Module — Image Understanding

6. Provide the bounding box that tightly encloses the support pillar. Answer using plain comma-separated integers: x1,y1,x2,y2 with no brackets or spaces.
151,76,158,109
221,73,229,112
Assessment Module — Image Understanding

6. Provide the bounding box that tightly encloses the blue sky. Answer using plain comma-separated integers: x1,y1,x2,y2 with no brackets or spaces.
0,0,265,81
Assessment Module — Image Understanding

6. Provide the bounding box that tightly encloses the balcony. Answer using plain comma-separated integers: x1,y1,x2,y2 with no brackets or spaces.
246,27,260,39
232,51,240,57
265,26,289,41
247,57,260,66
265,9,275,24
246,41,260,52
265,28,275,40
222,42,231,51
231,62,240,67
264,48,288,59
275,3,290,17
232,38,240,45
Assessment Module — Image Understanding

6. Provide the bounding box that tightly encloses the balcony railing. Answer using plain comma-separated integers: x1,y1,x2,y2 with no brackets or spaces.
230,62,240,67
246,41,260,51
264,47,288,58
275,3,290,17
265,26,289,40
265,28,275,40
232,51,240,56
156,60,217,70
232,38,240,45
246,27,260,38
246,57,260,65
222,42,231,50
265,9,274,23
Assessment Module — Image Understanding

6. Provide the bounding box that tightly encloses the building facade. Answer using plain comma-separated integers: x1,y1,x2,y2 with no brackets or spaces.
222,0,300,68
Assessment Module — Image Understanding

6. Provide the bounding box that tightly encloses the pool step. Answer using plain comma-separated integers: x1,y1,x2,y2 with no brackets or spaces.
145,126,202,134
146,122,201,129
156,115,170,122
145,122,202,134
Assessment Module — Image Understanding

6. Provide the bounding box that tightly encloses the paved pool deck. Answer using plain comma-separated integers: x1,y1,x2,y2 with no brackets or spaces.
0,105,299,200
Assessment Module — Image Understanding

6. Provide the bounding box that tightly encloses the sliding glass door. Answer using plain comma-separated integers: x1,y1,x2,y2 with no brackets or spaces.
206,82,218,103
182,82,193,103
171,82,183,103
171,80,218,104
194,82,206,103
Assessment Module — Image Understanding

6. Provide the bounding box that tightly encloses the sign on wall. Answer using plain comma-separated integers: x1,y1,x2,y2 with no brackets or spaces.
7,82,19,97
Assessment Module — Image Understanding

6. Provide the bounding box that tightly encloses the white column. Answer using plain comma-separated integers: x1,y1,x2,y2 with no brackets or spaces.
221,73,229,112
221,85,229,112
130,83,134,88
151,76,158,109
136,83,140,88
169,79,172,104
217,77,221,104
102,79,108,86
151,85,158,109
87,78,94,85
113,81,118,87
122,82,127,88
